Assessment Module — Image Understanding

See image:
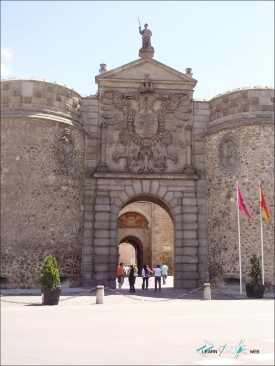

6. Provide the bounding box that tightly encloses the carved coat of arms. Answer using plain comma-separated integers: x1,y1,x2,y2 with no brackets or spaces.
100,78,192,173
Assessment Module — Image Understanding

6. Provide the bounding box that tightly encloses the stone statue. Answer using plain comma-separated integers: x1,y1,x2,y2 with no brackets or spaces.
53,127,75,173
139,23,152,49
218,133,239,171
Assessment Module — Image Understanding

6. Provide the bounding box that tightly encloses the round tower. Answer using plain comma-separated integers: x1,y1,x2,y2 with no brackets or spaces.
204,86,274,287
1,78,87,288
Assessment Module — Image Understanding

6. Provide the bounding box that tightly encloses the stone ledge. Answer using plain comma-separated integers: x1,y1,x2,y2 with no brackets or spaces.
1,111,88,133
93,173,198,180
205,116,274,136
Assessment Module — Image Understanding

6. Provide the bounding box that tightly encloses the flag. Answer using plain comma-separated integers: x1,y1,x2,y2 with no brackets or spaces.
237,183,253,220
260,183,270,222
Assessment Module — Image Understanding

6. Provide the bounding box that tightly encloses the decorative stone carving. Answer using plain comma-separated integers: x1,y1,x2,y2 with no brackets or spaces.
117,212,149,228
99,63,107,74
185,68,193,77
218,133,239,171
183,164,197,175
138,74,155,94
53,127,75,173
100,78,192,173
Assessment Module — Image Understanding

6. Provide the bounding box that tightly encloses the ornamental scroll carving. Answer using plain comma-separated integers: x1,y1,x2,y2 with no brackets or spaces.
117,212,149,229
52,127,75,173
218,132,239,171
99,79,192,173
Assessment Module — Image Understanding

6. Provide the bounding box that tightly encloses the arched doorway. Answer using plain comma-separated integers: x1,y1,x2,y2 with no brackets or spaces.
117,195,174,282
118,236,143,275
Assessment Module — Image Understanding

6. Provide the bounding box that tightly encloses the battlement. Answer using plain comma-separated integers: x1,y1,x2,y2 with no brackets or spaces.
1,78,84,126
206,86,274,134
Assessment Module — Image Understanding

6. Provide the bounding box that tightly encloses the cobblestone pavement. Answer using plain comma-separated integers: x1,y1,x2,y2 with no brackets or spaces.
1,276,274,307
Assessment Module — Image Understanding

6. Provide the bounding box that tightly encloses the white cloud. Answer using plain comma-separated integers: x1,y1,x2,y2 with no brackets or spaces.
1,47,13,61
1,62,11,76
1,46,13,77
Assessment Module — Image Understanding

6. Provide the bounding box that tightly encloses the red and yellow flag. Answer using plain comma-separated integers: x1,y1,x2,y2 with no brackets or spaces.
260,183,270,222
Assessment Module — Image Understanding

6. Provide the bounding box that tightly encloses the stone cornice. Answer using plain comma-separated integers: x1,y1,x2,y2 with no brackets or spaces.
93,172,198,180
1,113,89,134
204,116,274,136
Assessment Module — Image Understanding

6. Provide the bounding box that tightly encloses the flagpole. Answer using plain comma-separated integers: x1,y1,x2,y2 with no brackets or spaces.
259,181,264,285
236,181,242,294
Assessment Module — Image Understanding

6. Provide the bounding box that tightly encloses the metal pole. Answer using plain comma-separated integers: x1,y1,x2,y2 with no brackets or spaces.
236,181,242,294
259,182,265,285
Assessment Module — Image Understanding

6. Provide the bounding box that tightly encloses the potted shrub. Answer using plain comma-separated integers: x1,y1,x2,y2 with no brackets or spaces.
39,254,61,305
246,254,265,299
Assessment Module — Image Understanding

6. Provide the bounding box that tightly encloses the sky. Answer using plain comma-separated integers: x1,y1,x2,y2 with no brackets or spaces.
1,1,274,99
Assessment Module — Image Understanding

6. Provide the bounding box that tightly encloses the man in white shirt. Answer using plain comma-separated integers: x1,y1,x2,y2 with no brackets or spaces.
153,264,162,291
161,263,168,284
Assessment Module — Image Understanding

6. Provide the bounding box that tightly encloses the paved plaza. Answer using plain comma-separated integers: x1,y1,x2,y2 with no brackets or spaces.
1,277,274,366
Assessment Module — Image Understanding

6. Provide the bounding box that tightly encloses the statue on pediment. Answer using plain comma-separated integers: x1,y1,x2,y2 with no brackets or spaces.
139,23,152,49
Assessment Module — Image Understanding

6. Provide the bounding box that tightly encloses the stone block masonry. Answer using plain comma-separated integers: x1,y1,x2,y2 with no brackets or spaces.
1,61,273,290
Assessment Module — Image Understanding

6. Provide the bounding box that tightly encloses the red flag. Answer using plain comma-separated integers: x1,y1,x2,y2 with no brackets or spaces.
237,184,253,220
260,183,270,222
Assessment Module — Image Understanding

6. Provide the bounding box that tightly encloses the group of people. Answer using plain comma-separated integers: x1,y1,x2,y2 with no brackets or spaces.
117,263,138,293
116,262,168,292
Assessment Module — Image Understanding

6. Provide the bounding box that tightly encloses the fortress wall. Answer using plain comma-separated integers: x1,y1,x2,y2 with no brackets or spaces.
1,80,87,288
80,96,99,283
193,99,209,282
205,88,274,286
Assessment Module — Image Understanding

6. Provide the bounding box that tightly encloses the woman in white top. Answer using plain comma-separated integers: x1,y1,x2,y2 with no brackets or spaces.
141,264,152,290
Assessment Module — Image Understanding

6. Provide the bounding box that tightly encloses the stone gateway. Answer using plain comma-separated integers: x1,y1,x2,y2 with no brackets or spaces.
1,26,274,290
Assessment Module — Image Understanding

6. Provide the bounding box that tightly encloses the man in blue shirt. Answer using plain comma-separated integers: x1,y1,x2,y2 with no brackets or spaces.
161,263,168,285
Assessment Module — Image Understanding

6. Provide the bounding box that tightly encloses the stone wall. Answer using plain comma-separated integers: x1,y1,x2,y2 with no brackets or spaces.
2,72,273,290
205,87,274,286
1,79,87,288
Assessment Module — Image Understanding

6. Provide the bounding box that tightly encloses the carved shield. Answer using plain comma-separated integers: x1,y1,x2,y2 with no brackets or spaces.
135,111,158,139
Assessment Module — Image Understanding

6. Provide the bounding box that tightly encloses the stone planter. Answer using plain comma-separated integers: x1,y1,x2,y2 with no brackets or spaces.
246,284,265,299
41,286,61,305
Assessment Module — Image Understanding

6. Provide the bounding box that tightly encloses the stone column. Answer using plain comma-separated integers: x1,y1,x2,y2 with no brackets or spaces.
96,122,108,172
183,125,196,174
186,125,192,165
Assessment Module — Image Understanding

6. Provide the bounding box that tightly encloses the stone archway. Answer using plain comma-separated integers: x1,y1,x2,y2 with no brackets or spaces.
117,195,174,279
83,174,201,290
118,236,143,275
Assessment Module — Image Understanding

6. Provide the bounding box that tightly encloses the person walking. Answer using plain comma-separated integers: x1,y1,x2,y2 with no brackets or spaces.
141,264,152,290
161,262,168,284
116,263,124,291
128,264,136,293
153,264,162,291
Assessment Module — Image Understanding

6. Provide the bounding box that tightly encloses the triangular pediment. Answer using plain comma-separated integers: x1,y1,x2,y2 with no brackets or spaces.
95,58,197,87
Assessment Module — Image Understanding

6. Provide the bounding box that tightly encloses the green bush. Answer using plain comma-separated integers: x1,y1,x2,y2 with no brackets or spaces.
39,254,60,288
248,254,262,287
